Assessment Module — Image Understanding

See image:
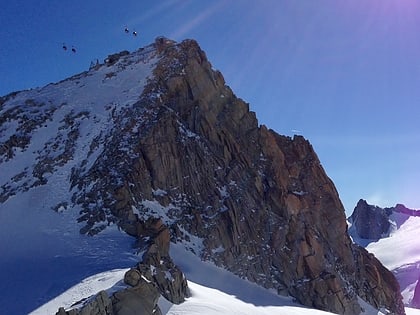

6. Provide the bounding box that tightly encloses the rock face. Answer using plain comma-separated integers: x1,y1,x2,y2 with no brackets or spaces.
349,199,392,240
1,38,405,314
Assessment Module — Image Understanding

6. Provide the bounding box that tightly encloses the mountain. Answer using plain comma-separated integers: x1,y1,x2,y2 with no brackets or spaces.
348,200,420,308
348,199,393,242
0,37,405,314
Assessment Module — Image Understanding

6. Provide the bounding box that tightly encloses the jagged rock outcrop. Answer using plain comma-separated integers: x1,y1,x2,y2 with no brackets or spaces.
349,199,392,240
1,38,405,314
134,218,189,305
56,291,113,315
56,220,188,315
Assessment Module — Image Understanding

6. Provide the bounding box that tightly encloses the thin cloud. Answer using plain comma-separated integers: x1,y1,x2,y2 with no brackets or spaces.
127,0,181,26
169,1,227,40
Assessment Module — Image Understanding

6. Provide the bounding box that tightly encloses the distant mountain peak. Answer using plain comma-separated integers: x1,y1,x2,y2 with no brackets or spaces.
348,199,392,240
348,199,420,243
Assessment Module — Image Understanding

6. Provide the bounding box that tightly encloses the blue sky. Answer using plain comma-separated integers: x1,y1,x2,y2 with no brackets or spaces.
1,0,420,214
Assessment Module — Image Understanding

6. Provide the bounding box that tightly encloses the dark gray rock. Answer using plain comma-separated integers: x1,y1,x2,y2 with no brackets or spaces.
349,199,391,240
56,291,113,315
124,268,141,287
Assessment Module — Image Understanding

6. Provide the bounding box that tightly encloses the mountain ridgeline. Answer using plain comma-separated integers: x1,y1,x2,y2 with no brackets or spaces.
0,38,404,314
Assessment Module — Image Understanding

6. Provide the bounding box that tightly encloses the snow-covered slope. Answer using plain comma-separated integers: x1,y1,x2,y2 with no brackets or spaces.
0,44,159,314
31,269,334,315
365,215,420,306
32,243,420,315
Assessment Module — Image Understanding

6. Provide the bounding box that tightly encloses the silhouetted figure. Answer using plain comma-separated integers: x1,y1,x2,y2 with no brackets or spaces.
62,43,67,51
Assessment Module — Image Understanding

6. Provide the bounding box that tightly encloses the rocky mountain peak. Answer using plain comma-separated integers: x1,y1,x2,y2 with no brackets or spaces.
348,199,392,240
0,38,405,314
348,199,420,242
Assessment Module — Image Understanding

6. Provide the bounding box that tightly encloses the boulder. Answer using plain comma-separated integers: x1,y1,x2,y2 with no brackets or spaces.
112,281,160,315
